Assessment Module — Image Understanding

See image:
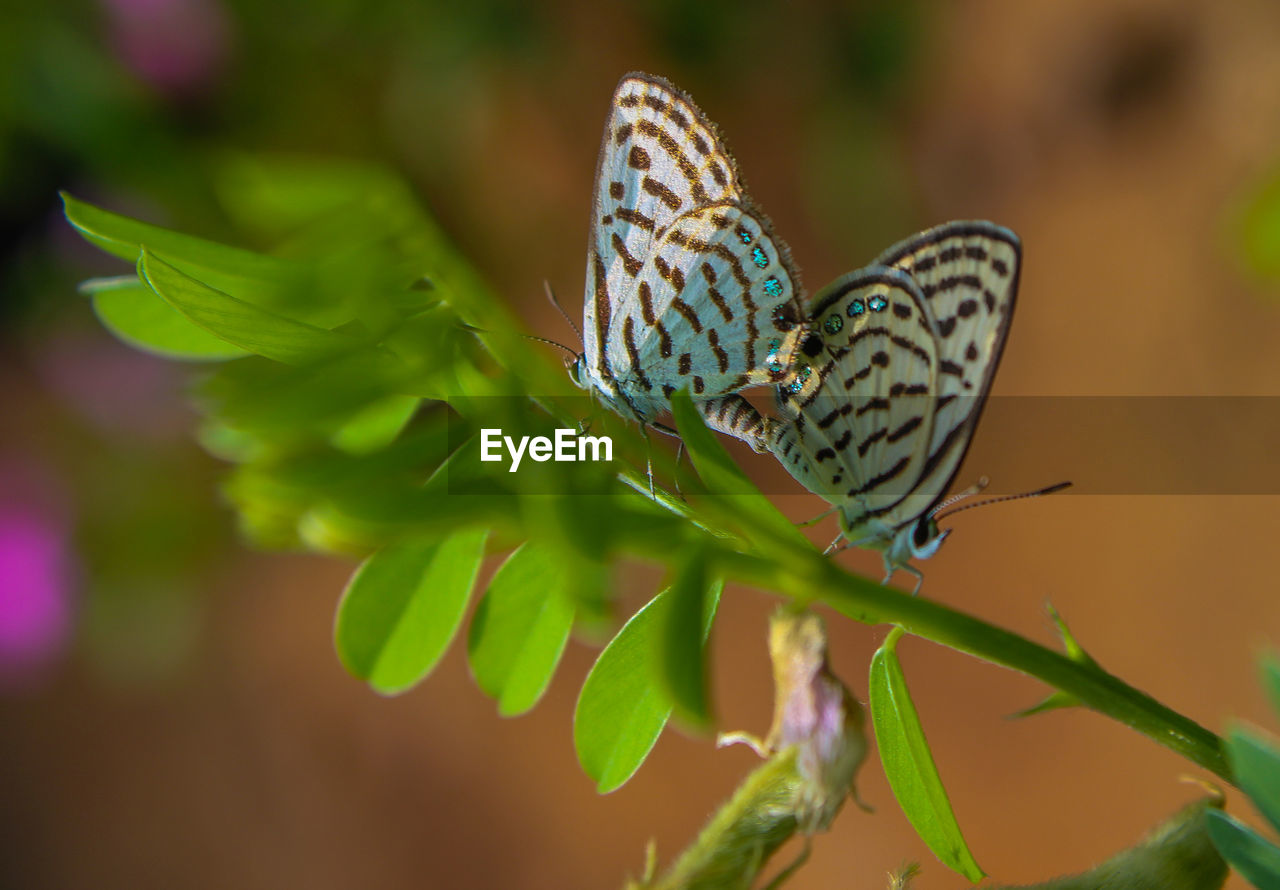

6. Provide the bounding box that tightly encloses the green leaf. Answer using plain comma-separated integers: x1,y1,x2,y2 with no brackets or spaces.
668,389,809,551
1206,810,1280,890
139,250,360,364
655,550,721,731
84,276,250,361
1045,602,1100,669
212,154,411,238
1240,168,1280,284
1227,725,1280,836
869,627,984,881
1010,690,1081,720
334,528,487,694
198,351,416,438
62,192,300,298
330,395,420,455
1262,654,1280,718
467,543,575,716
574,592,672,793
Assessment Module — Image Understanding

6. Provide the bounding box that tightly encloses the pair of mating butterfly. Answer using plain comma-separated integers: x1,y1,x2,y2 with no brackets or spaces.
559,73,1062,592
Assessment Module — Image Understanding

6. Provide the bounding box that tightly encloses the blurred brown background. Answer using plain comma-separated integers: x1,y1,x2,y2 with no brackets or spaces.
2,0,1279,887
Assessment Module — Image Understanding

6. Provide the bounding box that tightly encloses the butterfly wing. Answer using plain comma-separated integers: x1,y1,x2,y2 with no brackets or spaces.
605,201,806,416
771,267,938,531
871,221,1021,526
582,73,742,391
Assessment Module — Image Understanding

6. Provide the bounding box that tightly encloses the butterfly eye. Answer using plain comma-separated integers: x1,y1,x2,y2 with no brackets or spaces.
912,517,935,548
801,333,823,358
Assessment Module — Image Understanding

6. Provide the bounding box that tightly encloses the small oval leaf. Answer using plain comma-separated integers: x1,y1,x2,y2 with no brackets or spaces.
1206,810,1280,890
467,542,575,716
574,592,673,793
86,277,251,361
62,192,299,296
139,250,359,365
869,627,984,882
655,551,721,731
575,578,723,793
331,395,420,455
334,527,487,694
1262,654,1280,720
1227,725,1280,837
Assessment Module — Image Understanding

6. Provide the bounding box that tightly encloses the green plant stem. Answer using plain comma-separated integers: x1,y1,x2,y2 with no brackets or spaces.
588,424,1226,785
710,548,1230,783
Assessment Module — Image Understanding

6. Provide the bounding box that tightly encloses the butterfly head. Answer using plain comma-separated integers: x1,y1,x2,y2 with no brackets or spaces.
907,516,950,561
876,516,951,578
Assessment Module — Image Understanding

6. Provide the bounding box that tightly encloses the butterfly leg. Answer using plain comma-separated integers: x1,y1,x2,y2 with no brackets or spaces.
671,440,687,501
637,423,657,500
798,506,839,528
902,565,926,596
645,420,688,500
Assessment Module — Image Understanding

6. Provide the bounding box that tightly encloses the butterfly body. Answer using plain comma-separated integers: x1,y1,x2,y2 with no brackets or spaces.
573,74,807,429
760,221,1022,589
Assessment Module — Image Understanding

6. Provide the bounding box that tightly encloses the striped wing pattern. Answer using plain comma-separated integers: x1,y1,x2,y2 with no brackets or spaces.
609,202,804,409
761,221,1021,548
580,73,806,424
772,268,937,525
868,222,1020,530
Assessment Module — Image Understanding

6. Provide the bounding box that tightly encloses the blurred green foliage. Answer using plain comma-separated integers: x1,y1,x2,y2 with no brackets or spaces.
12,1,1269,882
61,167,1236,889
1207,658,1280,889
1239,165,1280,288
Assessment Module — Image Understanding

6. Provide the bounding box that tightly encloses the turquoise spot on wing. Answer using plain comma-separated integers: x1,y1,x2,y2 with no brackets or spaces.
751,246,769,268
847,298,866,317
765,337,784,370
869,295,888,312
786,364,812,394
763,277,783,298
824,314,843,335
737,228,753,244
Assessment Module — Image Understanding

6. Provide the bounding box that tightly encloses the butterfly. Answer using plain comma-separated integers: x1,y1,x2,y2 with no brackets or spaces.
703,221,1027,591
567,73,808,436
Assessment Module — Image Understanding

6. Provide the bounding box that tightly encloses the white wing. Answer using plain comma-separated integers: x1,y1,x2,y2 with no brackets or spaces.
605,202,805,418
582,73,742,396
770,266,937,526
870,221,1020,527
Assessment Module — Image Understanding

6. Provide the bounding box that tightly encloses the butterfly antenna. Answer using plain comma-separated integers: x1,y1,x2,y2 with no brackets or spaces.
461,320,578,361
545,281,583,348
523,333,581,361
928,477,989,517
933,481,1072,523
